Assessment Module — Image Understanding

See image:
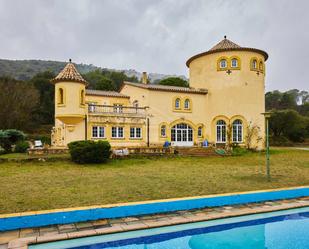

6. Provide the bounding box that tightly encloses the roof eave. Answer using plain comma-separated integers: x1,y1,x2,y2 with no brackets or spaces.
186,47,269,67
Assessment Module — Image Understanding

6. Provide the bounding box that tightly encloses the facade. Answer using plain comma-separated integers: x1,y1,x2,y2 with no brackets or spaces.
51,37,268,149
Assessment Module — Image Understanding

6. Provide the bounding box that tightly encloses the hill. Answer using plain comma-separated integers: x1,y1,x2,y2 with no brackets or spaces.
0,59,186,82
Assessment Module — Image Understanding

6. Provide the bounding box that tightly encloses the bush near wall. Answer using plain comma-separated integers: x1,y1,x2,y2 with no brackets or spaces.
15,141,30,153
68,140,111,164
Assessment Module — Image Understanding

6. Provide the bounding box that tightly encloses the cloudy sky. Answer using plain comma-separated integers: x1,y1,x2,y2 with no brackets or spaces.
0,0,308,91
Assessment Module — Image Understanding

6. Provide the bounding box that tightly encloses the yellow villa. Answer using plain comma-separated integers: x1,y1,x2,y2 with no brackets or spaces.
51,37,268,149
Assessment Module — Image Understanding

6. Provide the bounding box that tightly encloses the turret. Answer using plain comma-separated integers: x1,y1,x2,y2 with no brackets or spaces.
186,37,269,149
51,60,88,146
51,59,88,125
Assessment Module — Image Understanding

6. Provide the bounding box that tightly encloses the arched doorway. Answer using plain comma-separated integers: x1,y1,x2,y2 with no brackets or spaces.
171,123,193,147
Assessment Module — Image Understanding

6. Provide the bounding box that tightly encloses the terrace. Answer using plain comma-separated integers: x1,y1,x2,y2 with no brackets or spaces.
87,104,148,118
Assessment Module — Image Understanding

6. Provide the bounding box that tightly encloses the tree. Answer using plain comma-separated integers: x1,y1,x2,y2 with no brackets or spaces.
29,71,55,125
269,110,308,142
158,77,189,87
83,70,115,91
0,77,39,131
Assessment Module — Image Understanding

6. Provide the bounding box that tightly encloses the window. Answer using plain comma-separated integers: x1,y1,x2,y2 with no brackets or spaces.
58,88,64,105
220,59,227,69
216,120,226,143
175,98,181,109
160,125,166,137
232,119,243,143
231,58,238,68
133,100,139,108
252,59,257,70
198,126,203,137
184,99,190,109
113,104,123,113
88,102,96,113
112,127,124,138
80,89,85,105
130,127,142,139
92,126,105,138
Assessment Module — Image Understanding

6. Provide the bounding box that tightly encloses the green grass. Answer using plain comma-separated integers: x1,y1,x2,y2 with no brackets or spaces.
0,148,309,214
0,153,69,159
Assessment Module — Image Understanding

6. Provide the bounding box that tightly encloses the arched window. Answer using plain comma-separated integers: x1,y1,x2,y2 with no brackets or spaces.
80,89,85,105
216,120,226,143
133,100,139,108
232,119,243,143
219,59,227,69
231,58,238,68
160,125,166,137
198,126,203,137
259,61,264,72
252,59,257,70
58,88,64,105
175,98,181,109
184,99,190,109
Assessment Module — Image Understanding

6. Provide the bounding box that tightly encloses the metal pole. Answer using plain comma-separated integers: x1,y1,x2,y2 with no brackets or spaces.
266,118,270,181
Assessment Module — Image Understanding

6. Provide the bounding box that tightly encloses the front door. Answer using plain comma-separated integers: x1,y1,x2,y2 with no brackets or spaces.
171,123,193,147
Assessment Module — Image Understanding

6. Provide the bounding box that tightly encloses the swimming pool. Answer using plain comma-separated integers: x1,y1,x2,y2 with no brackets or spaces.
30,207,309,249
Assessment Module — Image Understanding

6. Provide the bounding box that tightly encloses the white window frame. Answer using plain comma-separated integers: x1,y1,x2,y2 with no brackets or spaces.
130,127,142,139
252,60,257,69
92,126,105,138
231,58,238,68
112,127,124,138
175,98,181,109
160,125,167,137
184,99,190,109
232,120,243,143
216,120,226,143
220,59,227,69
198,126,203,137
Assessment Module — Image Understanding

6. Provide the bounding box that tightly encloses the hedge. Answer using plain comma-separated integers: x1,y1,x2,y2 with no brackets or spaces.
68,140,111,164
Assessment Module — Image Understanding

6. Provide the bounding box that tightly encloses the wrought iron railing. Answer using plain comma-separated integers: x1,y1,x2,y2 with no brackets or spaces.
87,104,147,117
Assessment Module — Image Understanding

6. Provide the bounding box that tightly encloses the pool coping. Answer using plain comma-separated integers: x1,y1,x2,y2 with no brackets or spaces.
6,197,309,249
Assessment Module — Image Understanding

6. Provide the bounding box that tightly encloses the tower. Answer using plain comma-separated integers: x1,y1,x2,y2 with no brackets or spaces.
51,60,88,147
186,37,268,149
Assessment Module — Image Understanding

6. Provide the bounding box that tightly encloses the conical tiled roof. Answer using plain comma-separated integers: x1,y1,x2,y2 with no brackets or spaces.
186,36,268,67
51,60,88,85
209,37,241,51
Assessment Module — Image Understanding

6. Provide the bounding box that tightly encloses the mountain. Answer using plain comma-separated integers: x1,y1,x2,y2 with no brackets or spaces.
0,59,187,83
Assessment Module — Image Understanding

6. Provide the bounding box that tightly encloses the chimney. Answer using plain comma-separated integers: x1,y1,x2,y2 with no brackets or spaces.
142,72,148,84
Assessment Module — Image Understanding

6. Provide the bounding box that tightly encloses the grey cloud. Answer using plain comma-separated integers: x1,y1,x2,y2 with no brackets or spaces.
0,0,308,91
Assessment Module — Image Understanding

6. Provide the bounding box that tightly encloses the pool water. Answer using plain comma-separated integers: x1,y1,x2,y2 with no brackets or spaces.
30,207,309,249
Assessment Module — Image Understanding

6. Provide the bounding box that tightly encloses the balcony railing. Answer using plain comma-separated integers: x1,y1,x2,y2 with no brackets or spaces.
87,104,147,117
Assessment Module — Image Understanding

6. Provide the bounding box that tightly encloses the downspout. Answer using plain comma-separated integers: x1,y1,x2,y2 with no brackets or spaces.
85,114,87,141
147,117,150,147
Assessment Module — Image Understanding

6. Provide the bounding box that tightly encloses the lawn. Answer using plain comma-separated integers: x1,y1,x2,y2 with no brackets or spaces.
0,148,309,214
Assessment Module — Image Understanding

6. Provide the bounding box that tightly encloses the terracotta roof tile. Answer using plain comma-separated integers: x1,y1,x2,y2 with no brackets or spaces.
122,81,208,94
209,38,241,51
86,89,130,98
51,61,88,84
186,37,268,67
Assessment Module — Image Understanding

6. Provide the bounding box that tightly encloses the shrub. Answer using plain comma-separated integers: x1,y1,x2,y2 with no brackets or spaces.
15,141,30,153
231,147,250,156
269,136,293,146
68,140,111,164
0,129,26,153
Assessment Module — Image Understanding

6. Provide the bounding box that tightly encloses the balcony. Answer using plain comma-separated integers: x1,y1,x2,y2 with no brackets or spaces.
87,104,147,118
